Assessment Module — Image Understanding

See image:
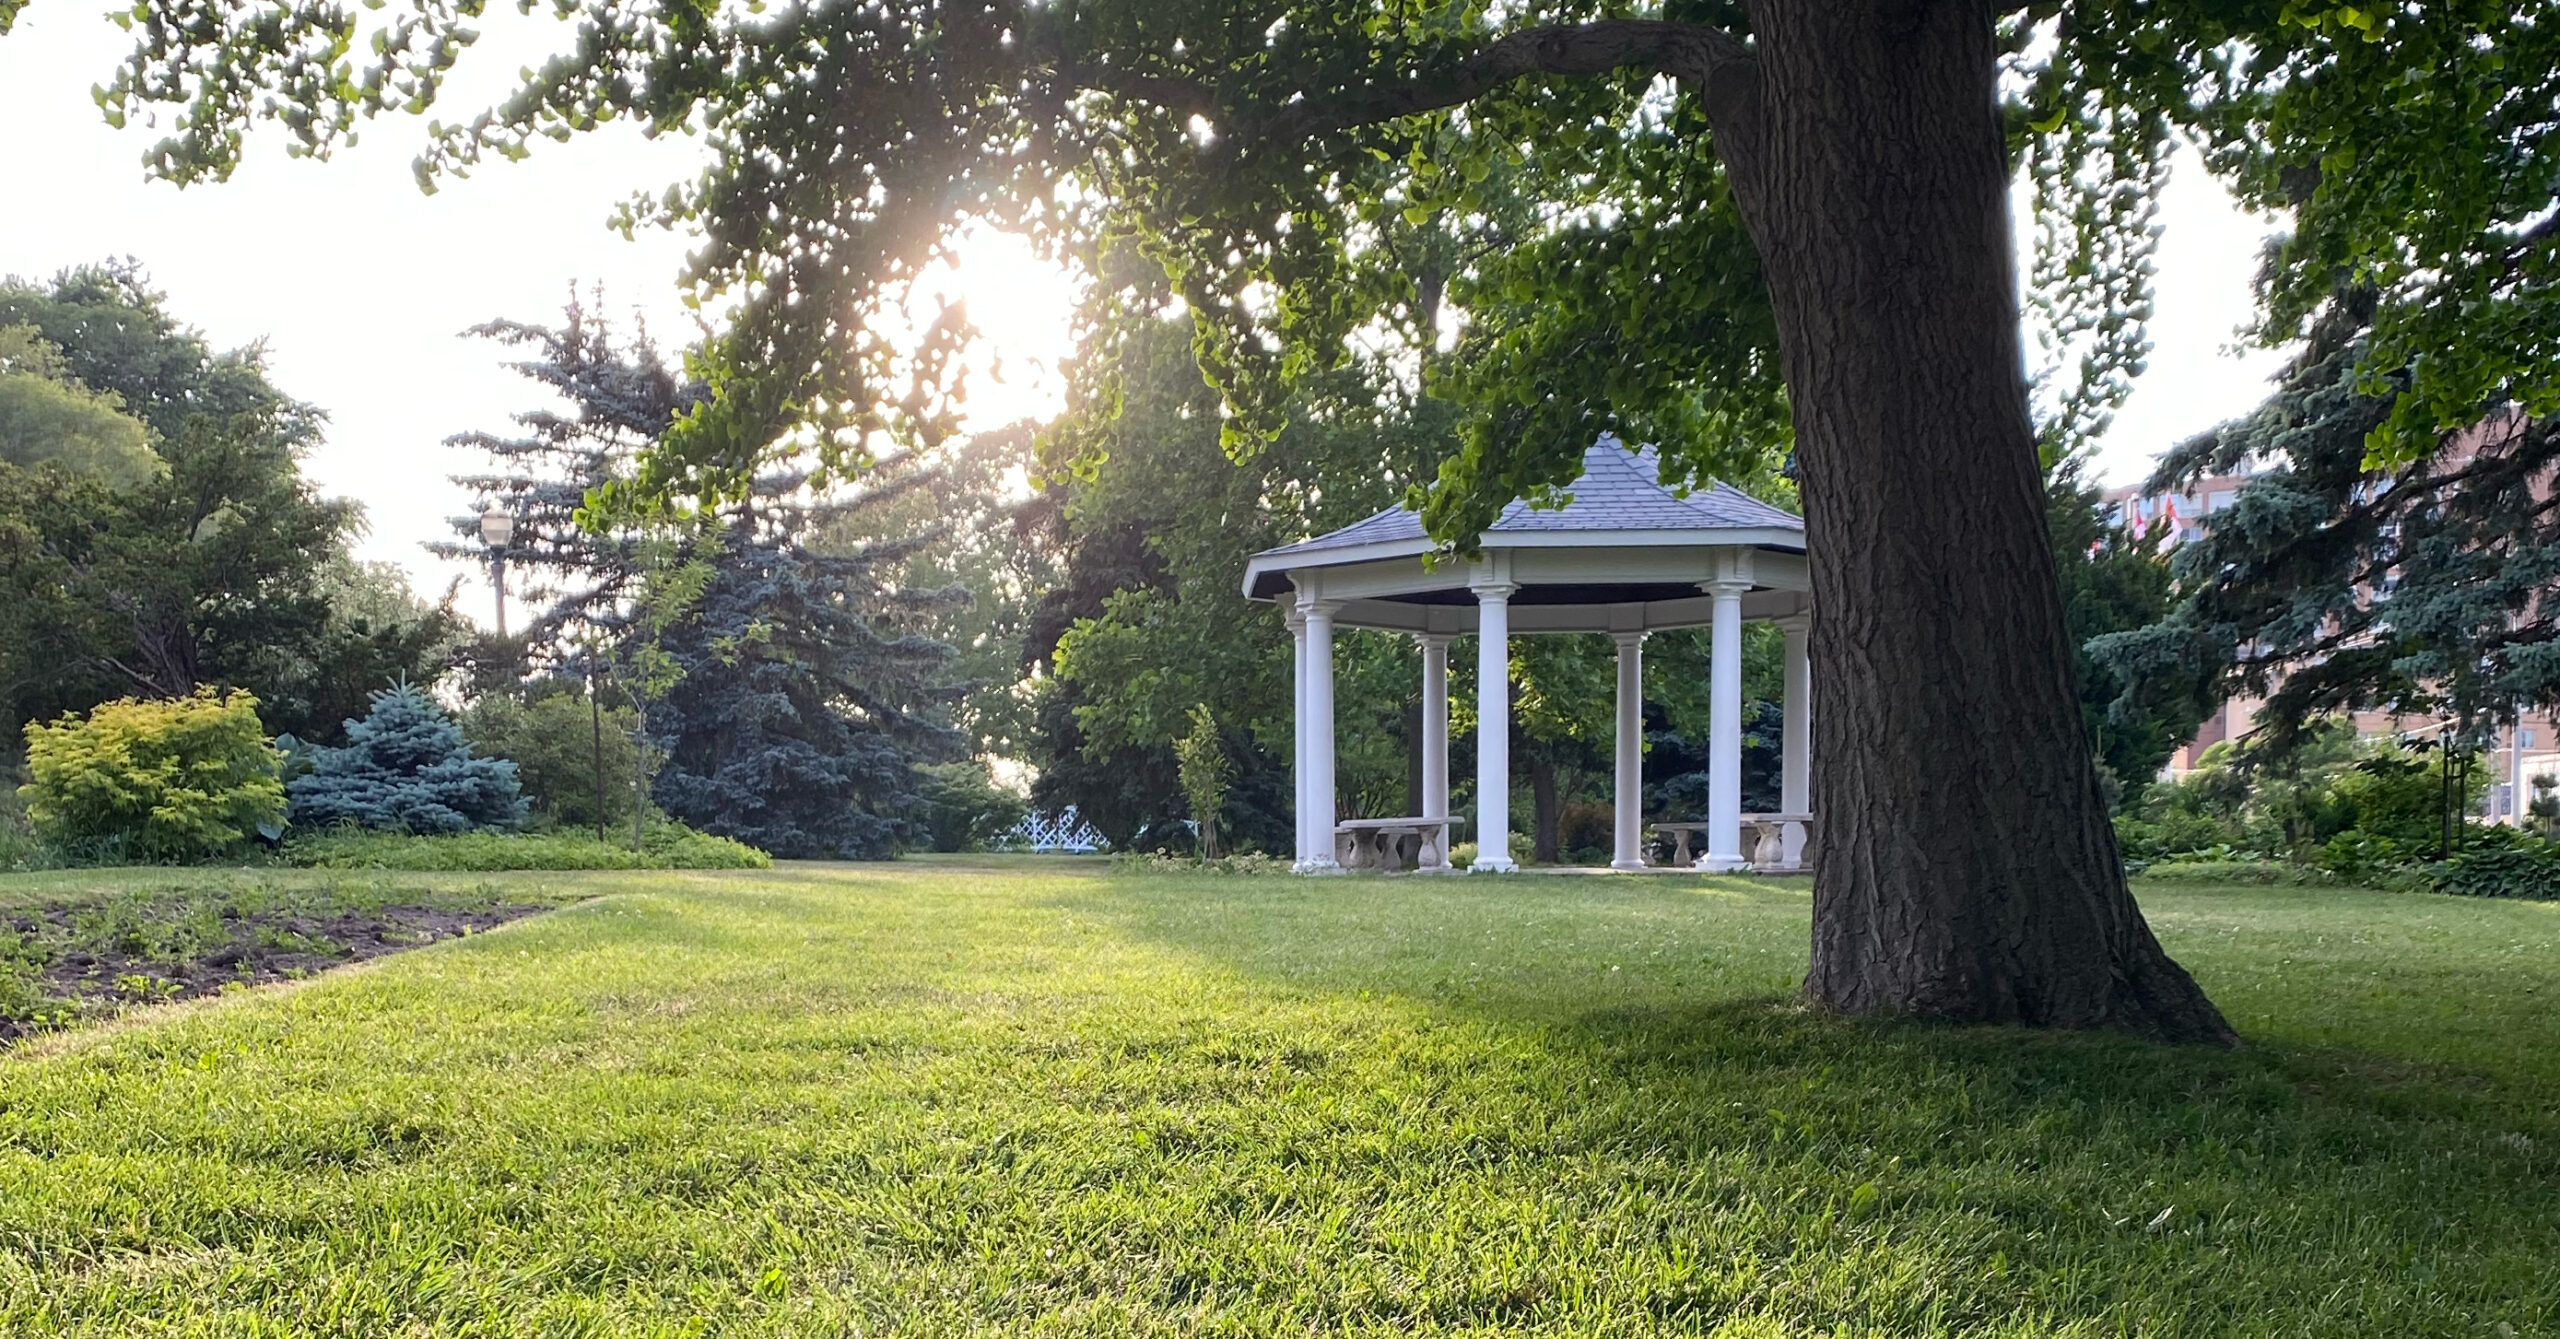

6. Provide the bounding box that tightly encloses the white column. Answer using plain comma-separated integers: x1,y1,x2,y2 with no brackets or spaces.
1287,604,1310,868
1299,594,1343,874
1704,578,1749,872
1419,635,1451,822
1472,582,1519,872
1780,616,1811,867
2513,705,2529,826
1611,631,1648,870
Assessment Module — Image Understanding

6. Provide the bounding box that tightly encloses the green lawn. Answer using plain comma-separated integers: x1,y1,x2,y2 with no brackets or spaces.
0,860,2553,1336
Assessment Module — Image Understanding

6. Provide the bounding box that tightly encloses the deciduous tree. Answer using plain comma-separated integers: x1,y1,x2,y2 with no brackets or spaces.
0,267,455,742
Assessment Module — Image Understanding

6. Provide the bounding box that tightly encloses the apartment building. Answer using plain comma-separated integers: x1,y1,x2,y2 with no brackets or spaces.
2099,471,2256,548
2104,436,2554,823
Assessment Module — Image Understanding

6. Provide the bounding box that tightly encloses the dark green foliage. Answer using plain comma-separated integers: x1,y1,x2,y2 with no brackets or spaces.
2046,456,2203,790
444,308,967,861
461,682,642,834
646,486,966,860
913,762,1030,853
2094,293,2560,758
261,559,468,748
2435,842,2560,901
430,303,673,660
1647,700,1783,820
2114,723,2495,874
825,425,1064,767
76,0,2560,546
288,685,525,835
0,266,455,742
1030,312,1440,850
279,821,768,871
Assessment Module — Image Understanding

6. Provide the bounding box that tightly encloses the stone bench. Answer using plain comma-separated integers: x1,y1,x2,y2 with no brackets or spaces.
1740,812,1815,873
1334,817,1457,872
1649,821,1716,870
1648,815,1816,872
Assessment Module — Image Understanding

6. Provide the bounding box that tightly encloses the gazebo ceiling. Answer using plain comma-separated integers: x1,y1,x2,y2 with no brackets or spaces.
1242,437,1809,634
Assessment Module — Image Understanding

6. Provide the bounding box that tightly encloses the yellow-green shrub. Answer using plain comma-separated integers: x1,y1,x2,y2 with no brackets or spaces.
19,688,285,862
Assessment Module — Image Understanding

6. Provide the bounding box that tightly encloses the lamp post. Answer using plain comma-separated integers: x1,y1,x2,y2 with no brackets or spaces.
478,507,516,639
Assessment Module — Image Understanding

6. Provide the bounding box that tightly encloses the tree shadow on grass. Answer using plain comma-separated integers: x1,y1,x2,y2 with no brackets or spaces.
1055,873,2560,1335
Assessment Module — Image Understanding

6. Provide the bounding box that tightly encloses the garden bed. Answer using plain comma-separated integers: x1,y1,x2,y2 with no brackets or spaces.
0,874,573,1041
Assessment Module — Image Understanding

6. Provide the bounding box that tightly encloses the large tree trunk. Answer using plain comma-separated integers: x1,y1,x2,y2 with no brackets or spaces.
1724,0,2235,1043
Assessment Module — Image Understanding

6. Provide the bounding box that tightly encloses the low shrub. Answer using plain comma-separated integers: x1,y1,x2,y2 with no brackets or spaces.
1111,851,1291,876
2433,842,2560,900
281,820,768,871
0,765,57,873
2113,807,2243,863
19,688,285,862
460,687,642,833
2314,830,2413,883
2132,859,2336,887
1558,803,1613,861
914,761,1031,853
289,684,525,835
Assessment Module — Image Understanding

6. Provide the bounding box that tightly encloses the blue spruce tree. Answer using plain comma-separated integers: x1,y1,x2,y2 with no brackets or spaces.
289,683,527,833
444,305,969,859
647,483,966,859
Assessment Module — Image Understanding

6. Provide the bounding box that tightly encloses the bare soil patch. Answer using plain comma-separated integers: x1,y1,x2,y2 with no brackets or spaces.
0,877,571,1042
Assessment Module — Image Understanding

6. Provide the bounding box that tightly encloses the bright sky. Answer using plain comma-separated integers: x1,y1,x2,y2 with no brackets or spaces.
1,1,2287,622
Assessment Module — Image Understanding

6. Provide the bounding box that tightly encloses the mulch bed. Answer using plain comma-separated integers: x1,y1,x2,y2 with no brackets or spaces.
2,902,553,1043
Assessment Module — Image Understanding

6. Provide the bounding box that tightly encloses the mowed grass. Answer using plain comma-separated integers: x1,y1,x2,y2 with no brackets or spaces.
0,860,2554,1337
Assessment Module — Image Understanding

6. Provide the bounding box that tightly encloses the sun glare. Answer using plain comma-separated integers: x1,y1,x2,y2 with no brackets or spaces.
911,225,1084,432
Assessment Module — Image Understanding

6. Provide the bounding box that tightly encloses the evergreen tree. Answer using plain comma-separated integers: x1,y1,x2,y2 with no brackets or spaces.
288,683,526,833
647,478,967,859
447,309,969,858
2093,291,2560,761
428,300,679,661
2045,454,2207,793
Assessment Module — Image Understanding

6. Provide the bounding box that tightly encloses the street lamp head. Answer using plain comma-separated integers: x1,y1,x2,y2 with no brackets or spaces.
478,507,516,550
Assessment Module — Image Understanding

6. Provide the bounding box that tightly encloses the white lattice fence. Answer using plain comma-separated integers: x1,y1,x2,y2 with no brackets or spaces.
1008,806,1109,852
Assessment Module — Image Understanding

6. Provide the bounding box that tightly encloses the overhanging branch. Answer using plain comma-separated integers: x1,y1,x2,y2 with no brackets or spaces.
1048,18,1760,150
1245,20,1758,147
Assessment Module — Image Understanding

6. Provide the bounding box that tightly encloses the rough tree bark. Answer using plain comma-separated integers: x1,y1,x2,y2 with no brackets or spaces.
1719,0,2235,1043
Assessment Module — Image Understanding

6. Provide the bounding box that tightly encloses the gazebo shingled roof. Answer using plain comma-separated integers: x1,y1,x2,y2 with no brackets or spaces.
1252,441,1802,571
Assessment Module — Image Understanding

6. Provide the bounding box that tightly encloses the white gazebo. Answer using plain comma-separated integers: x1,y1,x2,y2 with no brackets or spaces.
1242,435,1813,874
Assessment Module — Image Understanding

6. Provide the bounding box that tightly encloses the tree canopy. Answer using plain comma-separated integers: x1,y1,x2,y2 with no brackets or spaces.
2095,289,2560,761
53,2,2555,518
0,325,161,489
443,304,969,859
0,266,459,743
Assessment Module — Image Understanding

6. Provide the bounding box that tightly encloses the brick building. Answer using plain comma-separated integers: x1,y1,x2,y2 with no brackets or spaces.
2101,459,2555,824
